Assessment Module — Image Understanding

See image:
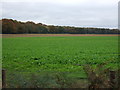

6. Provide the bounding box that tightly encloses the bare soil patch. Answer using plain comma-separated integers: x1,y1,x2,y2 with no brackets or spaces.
1,34,119,38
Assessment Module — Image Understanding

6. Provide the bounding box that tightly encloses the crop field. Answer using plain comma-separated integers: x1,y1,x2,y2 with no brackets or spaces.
2,35,119,88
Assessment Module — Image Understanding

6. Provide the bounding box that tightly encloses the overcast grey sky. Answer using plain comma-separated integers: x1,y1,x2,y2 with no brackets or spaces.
1,0,119,29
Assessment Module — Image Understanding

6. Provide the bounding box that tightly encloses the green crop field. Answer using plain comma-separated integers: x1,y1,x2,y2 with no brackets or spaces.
3,36,119,71
2,36,119,88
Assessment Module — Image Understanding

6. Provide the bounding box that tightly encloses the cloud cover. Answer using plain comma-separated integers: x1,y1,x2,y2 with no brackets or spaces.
1,0,119,28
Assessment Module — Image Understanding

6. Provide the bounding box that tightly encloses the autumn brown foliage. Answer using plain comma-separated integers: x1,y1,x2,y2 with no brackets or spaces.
1,18,119,34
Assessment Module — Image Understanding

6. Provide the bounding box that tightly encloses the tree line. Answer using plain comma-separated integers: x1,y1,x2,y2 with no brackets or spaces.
1,18,120,34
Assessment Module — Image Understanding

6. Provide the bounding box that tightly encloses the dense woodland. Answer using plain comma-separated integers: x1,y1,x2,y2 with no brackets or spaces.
1,19,120,34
